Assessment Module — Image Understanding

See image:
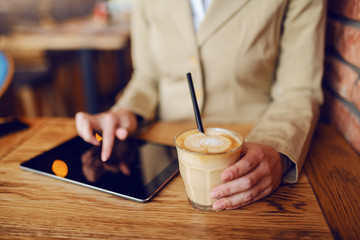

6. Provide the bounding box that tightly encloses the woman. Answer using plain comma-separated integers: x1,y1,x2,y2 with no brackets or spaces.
76,0,326,210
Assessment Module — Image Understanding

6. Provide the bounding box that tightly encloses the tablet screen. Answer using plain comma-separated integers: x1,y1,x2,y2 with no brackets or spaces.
20,136,179,202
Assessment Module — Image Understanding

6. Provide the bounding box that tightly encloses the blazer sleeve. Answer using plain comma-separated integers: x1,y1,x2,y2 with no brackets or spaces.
246,0,326,183
111,0,159,121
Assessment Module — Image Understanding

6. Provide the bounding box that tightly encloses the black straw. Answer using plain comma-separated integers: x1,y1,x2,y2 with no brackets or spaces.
186,72,204,133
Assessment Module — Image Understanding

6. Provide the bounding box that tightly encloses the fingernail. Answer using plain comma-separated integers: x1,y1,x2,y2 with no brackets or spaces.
210,189,220,199
212,201,225,211
101,153,108,162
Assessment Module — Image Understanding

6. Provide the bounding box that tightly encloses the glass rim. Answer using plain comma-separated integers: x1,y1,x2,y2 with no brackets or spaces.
174,127,244,155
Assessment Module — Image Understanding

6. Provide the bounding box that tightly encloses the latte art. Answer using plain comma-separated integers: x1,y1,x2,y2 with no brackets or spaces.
177,128,241,154
184,133,232,153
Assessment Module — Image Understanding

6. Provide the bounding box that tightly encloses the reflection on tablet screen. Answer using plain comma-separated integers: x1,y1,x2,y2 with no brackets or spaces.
20,136,179,203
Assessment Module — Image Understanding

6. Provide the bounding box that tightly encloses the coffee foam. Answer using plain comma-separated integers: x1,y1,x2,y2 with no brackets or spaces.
177,128,241,154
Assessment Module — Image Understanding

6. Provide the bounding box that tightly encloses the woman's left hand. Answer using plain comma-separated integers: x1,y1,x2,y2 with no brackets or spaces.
210,142,288,210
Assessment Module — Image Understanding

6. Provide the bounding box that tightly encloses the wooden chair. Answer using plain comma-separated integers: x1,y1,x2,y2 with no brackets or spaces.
0,51,14,99
12,50,55,117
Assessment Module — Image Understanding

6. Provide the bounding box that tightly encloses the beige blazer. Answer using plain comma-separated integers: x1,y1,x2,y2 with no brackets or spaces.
113,0,326,183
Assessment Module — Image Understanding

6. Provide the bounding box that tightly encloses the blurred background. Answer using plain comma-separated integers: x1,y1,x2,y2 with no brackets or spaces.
0,0,134,117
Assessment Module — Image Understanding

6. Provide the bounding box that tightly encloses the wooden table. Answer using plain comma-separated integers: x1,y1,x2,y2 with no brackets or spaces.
0,118,359,239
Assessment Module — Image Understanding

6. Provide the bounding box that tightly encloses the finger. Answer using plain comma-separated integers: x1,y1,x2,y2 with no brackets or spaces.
119,112,132,129
100,115,117,161
225,186,274,210
114,109,138,140
75,112,99,146
212,176,272,211
210,165,264,199
115,128,128,140
118,109,139,132
221,149,261,182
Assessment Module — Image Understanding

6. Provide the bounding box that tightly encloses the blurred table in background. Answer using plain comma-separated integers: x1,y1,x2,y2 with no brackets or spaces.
0,17,130,51
0,15,131,115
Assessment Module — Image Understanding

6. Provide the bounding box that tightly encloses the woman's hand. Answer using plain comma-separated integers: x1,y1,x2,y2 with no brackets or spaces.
75,109,138,162
210,142,288,210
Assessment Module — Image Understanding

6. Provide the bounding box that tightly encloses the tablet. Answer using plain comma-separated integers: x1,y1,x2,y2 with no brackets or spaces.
0,117,29,137
20,136,179,203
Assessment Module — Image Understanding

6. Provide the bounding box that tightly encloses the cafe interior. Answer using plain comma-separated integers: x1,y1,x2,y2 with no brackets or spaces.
0,0,359,239
0,0,133,117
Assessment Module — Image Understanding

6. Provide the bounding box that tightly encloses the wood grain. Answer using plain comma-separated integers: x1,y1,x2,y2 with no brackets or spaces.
0,118,45,159
0,118,332,239
304,124,360,240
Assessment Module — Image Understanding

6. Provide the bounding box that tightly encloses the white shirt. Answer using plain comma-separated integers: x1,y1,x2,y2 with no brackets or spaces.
190,0,213,32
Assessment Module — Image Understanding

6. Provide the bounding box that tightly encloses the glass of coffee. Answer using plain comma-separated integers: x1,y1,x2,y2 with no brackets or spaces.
175,128,243,211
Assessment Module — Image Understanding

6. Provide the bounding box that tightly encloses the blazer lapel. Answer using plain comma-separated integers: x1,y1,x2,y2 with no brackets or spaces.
197,0,251,46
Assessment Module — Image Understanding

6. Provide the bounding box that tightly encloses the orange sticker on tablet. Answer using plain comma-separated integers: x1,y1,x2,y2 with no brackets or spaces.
52,160,68,178
95,133,103,142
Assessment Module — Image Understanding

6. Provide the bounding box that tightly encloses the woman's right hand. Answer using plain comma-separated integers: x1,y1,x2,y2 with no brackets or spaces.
75,109,138,162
